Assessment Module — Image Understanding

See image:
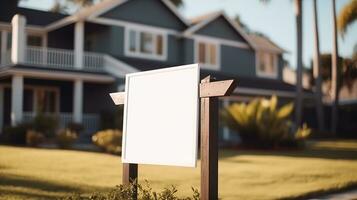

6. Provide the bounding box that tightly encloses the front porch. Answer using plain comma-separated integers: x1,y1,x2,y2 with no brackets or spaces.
0,75,117,135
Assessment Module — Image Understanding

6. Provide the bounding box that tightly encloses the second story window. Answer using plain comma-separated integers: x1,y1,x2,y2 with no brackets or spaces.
125,27,167,61
256,51,278,78
195,40,220,70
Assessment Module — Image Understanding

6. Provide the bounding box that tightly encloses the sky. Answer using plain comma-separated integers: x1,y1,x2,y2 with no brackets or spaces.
20,0,357,69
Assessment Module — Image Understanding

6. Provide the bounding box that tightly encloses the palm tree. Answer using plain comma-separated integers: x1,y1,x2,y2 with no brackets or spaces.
338,0,357,37
294,0,303,128
331,0,339,133
260,0,304,128
312,0,324,131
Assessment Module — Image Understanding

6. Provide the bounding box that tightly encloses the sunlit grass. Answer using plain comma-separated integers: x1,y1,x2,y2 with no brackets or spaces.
0,140,357,200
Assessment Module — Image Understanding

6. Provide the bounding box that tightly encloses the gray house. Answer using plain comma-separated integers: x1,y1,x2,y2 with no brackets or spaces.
0,0,298,140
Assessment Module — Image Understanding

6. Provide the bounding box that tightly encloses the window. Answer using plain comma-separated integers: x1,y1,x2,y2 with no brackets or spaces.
27,35,43,47
256,51,278,78
196,40,219,70
125,27,166,60
22,87,59,114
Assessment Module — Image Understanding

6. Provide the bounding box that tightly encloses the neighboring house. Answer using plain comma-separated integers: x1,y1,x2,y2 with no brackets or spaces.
283,66,312,89
0,0,306,141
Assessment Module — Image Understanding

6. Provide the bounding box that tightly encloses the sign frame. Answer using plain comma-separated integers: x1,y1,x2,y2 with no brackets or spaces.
121,64,200,167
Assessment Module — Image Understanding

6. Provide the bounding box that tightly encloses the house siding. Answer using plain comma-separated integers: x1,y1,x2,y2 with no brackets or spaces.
220,45,255,77
100,0,186,31
183,38,194,64
196,16,246,43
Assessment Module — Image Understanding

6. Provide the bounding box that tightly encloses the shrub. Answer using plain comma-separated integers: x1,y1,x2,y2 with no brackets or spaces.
26,130,45,147
67,122,84,134
92,129,122,154
32,114,58,138
62,181,199,200
2,123,32,145
56,129,78,149
222,95,310,148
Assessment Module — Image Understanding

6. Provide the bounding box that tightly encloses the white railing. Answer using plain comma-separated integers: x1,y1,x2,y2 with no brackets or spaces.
24,46,105,72
22,112,100,133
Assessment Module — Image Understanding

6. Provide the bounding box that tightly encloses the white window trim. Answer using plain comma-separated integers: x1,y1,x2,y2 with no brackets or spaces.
124,26,167,61
194,38,220,70
255,51,278,79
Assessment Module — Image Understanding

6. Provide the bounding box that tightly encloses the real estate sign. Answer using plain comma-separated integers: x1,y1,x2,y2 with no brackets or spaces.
121,64,200,167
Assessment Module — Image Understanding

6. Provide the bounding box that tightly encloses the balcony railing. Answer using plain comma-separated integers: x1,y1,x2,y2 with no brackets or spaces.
23,112,100,134
24,46,105,72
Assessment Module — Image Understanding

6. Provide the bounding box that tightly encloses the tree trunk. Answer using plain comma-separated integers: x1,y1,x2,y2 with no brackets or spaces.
312,0,325,131
331,0,340,133
294,0,303,128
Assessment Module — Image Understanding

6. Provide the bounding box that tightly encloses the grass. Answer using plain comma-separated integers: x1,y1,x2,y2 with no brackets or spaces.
0,140,357,200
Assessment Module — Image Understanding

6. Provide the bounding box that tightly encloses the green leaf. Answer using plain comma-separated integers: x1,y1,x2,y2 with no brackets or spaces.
277,102,294,119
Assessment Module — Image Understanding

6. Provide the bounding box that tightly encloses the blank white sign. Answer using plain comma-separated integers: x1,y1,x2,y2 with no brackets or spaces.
122,64,199,167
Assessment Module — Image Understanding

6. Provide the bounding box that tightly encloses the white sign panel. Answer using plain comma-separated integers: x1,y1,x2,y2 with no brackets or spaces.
122,64,200,167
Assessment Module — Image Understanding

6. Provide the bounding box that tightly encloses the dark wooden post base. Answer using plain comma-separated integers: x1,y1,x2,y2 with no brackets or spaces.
200,76,218,200
123,163,138,199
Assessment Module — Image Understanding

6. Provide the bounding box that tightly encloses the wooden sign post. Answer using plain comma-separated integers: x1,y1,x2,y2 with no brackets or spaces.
111,75,236,200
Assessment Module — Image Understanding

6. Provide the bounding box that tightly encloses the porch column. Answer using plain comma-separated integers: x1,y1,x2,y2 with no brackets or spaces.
73,79,83,123
74,21,84,69
0,86,4,131
11,75,24,125
1,31,7,65
11,14,27,64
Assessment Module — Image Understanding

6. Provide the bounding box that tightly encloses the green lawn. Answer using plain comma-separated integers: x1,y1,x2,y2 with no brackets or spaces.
0,140,357,200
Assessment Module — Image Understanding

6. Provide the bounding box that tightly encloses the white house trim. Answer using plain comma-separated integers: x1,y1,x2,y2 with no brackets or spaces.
73,79,83,123
188,34,250,49
11,75,24,125
74,21,84,69
11,15,27,64
123,26,168,61
0,68,115,83
194,38,220,70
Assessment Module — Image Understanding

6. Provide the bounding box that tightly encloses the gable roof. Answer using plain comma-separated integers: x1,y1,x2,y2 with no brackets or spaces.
248,34,286,53
184,11,255,49
0,7,67,26
46,0,189,31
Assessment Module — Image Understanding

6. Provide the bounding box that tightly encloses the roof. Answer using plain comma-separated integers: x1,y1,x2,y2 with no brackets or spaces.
184,11,255,49
248,34,286,53
0,7,67,26
45,0,189,31
189,11,222,25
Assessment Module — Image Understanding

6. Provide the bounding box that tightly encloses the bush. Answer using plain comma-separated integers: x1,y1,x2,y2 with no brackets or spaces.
32,114,58,138
222,95,310,148
56,129,78,149
26,130,45,147
92,129,122,154
67,122,84,134
62,181,199,200
2,123,32,145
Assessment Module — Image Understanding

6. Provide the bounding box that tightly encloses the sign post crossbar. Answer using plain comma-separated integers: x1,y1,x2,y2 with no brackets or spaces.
111,75,236,200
